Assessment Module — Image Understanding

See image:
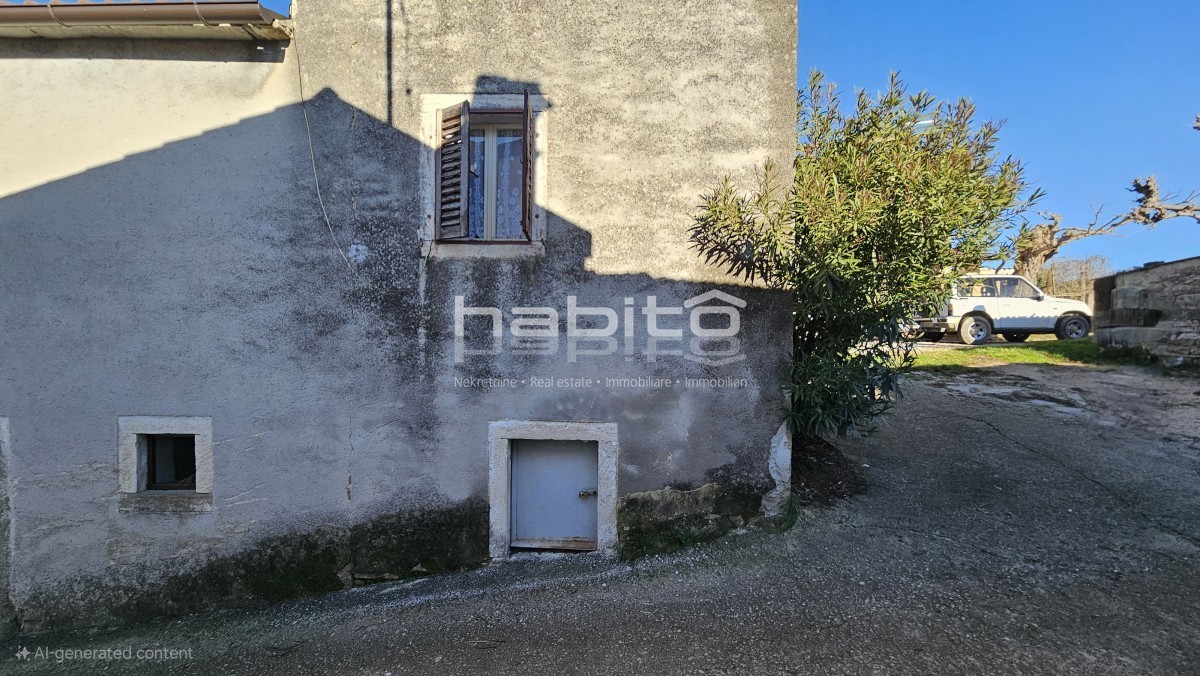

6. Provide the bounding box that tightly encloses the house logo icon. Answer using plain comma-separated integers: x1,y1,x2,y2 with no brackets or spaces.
683,290,746,366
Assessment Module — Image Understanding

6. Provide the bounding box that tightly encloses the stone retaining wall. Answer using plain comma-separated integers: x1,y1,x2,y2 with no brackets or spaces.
1094,256,1200,364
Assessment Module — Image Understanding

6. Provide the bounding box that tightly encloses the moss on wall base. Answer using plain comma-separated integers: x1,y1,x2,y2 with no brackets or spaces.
616,480,767,561
20,476,769,631
18,497,489,634
349,500,490,584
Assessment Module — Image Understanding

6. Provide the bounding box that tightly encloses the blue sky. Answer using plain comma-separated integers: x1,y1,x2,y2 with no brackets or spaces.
259,0,291,15
799,0,1200,271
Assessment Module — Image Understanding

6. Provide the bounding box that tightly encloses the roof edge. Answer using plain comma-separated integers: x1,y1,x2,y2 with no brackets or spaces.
0,2,287,28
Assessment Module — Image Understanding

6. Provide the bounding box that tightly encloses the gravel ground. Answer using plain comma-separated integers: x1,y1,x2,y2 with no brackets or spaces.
7,365,1200,675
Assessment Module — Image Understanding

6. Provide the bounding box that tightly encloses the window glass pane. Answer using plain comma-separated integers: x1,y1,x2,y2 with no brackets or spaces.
998,278,1037,299
960,279,1000,297
149,435,196,489
494,129,525,240
467,130,486,240
152,437,176,485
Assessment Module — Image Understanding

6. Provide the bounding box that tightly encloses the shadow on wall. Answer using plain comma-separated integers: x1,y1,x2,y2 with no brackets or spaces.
0,73,791,632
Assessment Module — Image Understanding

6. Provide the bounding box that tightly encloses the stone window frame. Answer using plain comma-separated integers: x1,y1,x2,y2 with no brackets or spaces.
118,416,213,513
487,420,618,559
420,93,550,260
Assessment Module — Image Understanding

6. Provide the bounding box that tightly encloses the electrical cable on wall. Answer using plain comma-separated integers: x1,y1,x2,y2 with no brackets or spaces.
292,21,364,282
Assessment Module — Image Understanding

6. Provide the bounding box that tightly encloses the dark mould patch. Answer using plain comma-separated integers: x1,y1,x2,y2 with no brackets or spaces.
291,306,351,339
349,499,489,583
705,457,773,519
17,498,488,635
615,478,766,561
616,446,773,560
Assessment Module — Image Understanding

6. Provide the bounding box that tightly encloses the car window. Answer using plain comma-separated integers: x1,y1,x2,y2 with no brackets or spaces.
996,278,1039,299
959,279,998,297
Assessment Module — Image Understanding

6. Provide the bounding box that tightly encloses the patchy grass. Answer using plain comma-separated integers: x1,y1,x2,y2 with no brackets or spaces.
913,339,1159,373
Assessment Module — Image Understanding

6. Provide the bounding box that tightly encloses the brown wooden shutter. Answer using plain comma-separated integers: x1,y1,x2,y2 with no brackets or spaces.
521,91,534,241
435,101,470,240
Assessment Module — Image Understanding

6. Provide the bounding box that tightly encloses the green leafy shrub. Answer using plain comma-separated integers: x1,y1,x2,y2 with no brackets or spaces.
691,72,1034,440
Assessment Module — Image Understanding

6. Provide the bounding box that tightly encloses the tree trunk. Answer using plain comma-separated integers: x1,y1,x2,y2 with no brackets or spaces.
1013,223,1057,282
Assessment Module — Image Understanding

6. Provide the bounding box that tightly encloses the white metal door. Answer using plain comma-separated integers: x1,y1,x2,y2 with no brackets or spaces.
510,439,599,551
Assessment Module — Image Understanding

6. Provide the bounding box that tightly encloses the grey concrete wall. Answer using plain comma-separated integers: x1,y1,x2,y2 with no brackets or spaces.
0,418,13,637
0,0,797,629
1094,256,1200,364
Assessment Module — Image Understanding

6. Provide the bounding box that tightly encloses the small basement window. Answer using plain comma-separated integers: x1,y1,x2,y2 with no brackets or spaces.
118,416,213,499
145,434,198,491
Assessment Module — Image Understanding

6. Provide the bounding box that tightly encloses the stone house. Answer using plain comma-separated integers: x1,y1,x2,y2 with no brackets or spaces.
1093,255,1200,365
0,0,797,633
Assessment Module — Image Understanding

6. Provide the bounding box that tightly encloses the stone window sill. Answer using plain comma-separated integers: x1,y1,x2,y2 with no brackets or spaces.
119,491,214,514
423,241,545,260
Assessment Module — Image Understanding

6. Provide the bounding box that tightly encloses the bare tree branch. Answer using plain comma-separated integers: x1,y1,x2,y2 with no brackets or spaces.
1009,113,1200,281
1014,175,1200,280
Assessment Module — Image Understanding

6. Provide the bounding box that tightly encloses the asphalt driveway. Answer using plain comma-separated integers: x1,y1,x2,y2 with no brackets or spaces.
9,364,1200,675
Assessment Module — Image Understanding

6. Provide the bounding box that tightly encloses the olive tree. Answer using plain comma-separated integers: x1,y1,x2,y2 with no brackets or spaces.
1008,114,1199,282
690,72,1033,440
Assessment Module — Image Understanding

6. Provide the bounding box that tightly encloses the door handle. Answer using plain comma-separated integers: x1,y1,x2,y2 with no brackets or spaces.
578,489,598,499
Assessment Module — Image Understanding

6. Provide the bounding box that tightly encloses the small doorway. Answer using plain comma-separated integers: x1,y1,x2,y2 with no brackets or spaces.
487,421,618,558
510,439,599,551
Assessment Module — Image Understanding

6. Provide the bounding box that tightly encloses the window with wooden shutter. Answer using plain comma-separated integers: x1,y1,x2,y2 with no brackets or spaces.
435,101,470,240
434,98,536,243
521,91,534,241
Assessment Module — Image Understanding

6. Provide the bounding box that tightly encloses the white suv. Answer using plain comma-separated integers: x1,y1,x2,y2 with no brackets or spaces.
917,274,1092,345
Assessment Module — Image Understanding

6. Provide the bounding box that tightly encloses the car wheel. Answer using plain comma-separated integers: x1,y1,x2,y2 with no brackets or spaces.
1001,332,1030,343
922,331,945,342
1056,314,1090,340
958,315,992,345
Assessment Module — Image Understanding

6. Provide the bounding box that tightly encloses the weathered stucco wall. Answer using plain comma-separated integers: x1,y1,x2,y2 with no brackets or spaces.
0,0,797,631
1094,256,1200,364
